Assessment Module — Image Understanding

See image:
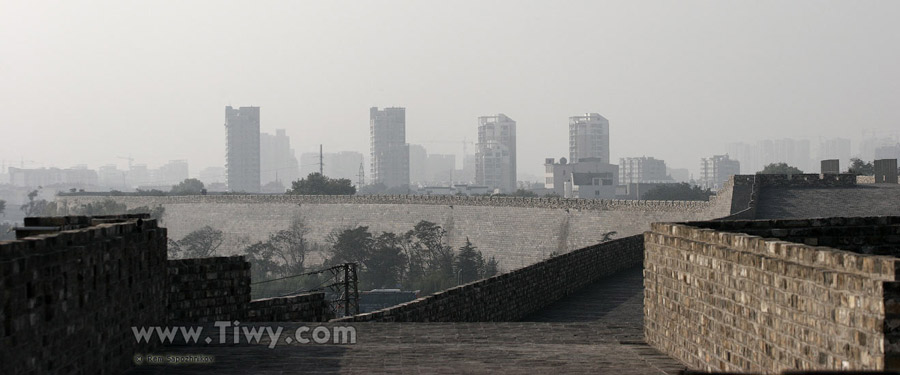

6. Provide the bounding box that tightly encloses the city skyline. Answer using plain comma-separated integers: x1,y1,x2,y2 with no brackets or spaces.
3,1,899,180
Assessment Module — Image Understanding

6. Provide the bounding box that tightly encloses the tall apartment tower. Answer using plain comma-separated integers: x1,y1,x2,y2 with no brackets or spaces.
260,129,300,185
476,114,516,193
370,107,409,188
569,113,610,163
225,106,261,193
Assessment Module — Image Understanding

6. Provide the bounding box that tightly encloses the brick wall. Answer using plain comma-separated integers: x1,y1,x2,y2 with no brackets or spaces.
247,292,334,322
166,256,251,323
644,218,900,373
167,257,333,323
0,217,167,375
332,235,644,322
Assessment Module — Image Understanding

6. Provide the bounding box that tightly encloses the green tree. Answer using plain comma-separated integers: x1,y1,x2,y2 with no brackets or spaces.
287,173,356,195
509,189,538,197
0,222,14,241
171,178,205,195
848,158,874,175
20,189,56,216
168,226,224,259
366,232,408,289
244,240,280,281
483,256,499,278
328,226,375,265
266,216,314,276
642,183,714,201
454,238,484,284
758,162,803,174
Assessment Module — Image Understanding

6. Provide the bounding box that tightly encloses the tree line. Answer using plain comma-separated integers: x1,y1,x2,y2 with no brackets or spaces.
167,217,499,295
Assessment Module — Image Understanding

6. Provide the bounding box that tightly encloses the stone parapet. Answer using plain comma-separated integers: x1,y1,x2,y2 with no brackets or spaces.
247,292,333,322
0,218,167,375
644,217,900,373
332,235,644,322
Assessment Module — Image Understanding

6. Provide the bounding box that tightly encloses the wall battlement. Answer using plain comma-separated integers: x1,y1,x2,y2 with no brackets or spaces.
56,182,735,270
644,216,900,373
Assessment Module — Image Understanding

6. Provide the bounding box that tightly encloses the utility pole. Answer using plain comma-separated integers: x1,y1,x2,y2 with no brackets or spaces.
357,162,365,187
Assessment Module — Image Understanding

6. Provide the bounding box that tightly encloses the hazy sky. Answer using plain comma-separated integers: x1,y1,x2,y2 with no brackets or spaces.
2,1,899,179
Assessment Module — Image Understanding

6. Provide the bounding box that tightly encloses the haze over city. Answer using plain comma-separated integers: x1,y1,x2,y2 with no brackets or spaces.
2,0,898,179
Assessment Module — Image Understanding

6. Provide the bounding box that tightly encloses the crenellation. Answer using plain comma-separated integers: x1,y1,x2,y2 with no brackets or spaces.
645,217,900,373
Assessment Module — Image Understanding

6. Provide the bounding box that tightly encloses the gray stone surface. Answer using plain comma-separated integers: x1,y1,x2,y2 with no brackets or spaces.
56,192,733,271
125,268,685,374
755,185,900,219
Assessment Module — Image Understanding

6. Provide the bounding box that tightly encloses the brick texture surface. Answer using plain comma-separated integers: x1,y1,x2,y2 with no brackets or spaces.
644,218,900,373
0,218,168,375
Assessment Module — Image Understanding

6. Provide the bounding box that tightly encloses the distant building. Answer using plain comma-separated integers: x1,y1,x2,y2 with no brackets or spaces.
700,154,740,190
155,160,189,186
452,154,477,184
225,106,261,193
859,136,897,162
569,113,610,163
666,167,690,183
819,138,852,169
875,143,900,160
370,107,410,188
408,144,428,185
476,114,516,193
426,154,455,185
260,129,300,185
98,164,126,189
544,157,617,199
618,157,671,185
8,167,99,187
726,138,811,173
198,167,226,185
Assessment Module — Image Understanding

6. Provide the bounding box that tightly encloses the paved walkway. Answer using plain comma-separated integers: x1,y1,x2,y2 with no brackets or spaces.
127,268,686,374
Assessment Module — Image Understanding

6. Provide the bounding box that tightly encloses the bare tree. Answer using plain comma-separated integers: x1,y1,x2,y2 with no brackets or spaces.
169,226,224,259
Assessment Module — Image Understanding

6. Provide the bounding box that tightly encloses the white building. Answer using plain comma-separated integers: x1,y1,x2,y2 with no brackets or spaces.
569,113,610,163
544,157,617,199
476,114,516,193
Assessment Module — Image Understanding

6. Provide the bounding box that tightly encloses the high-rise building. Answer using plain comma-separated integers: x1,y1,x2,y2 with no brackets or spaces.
727,139,811,174
618,157,670,185
370,107,409,188
409,144,428,185
426,154,456,185
700,154,740,190
476,114,516,193
225,106,261,193
155,160,189,186
820,138,852,169
260,129,300,185
569,113,610,163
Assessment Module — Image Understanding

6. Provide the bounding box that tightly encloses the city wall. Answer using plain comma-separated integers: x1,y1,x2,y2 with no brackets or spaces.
644,217,900,373
56,185,735,270
0,217,168,375
333,235,644,322
167,256,334,323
